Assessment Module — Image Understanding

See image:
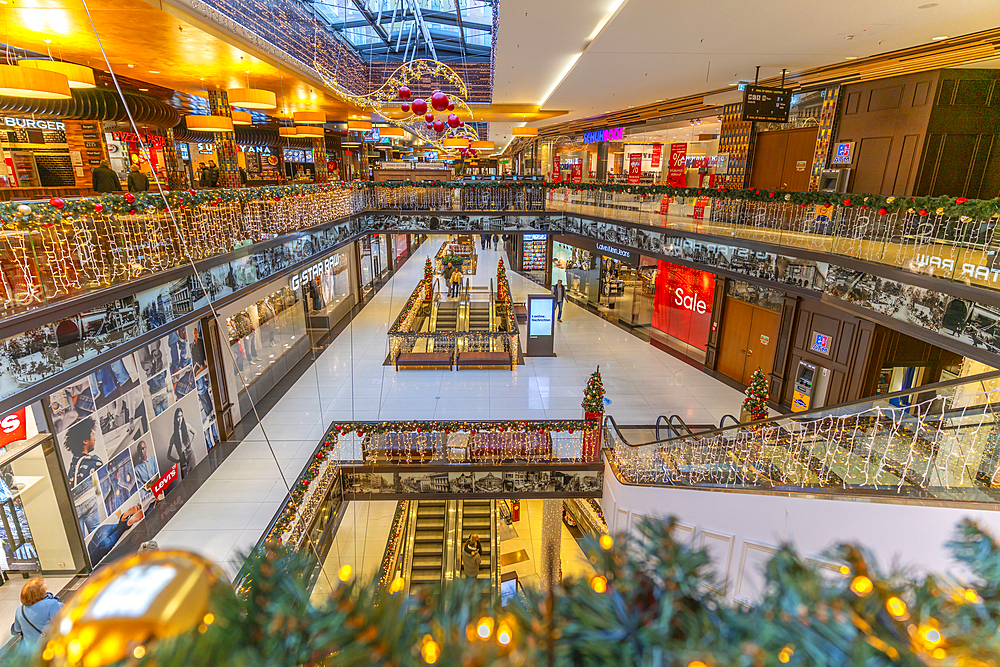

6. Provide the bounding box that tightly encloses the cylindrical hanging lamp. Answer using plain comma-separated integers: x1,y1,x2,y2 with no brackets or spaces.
347,120,372,131
443,137,469,148
471,141,495,150
293,110,326,124
185,115,234,132
294,126,324,138
226,88,276,110
231,109,252,125
0,64,70,99
278,126,298,137
18,59,95,89
379,126,404,138
512,126,538,137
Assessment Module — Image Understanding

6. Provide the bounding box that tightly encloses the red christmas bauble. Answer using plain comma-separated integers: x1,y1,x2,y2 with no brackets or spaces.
187,188,196,196
129,210,137,215
843,198,852,206
411,98,427,115
430,91,449,112
49,197,65,209
424,112,435,123
458,120,464,127
768,192,775,198
426,123,434,130
447,114,459,128
918,208,928,216
94,203,104,213
956,197,968,205
124,193,136,203
398,85,411,100
433,120,445,133
401,103,410,113
877,208,888,215
447,103,455,111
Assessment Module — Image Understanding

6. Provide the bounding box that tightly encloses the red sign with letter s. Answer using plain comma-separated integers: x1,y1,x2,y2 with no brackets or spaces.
651,261,715,350
0,409,27,447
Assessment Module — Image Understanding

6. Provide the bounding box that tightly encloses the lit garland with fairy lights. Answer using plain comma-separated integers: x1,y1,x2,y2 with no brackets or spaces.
375,500,409,593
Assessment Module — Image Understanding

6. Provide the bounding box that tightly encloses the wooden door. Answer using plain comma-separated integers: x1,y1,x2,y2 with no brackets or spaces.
717,298,753,382
778,127,819,192
748,133,789,192
742,307,782,385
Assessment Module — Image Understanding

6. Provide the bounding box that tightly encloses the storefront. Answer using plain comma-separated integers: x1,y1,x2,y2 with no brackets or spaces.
292,246,358,344
241,144,282,185
715,280,783,386
0,115,97,193
358,233,392,297
552,240,598,303
103,124,169,185
283,147,315,182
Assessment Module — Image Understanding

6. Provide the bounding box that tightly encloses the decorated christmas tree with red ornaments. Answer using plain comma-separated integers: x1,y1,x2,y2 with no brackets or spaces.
496,258,510,304
423,258,433,300
581,366,606,414
743,366,769,419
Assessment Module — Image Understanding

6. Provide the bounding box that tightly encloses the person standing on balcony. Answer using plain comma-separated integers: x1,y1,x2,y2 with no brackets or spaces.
127,164,149,193
91,161,121,193
552,279,566,322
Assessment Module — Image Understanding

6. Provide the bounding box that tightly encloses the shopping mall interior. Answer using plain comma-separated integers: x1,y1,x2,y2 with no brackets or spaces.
0,0,998,663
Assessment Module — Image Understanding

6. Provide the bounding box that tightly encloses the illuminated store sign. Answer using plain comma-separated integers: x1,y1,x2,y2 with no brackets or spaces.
596,243,630,258
2,116,65,131
581,126,624,143
290,253,343,291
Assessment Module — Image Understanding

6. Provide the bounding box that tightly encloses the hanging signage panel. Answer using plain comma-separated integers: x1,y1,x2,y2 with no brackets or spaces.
551,155,561,183
741,85,792,122
627,153,642,184
651,143,662,169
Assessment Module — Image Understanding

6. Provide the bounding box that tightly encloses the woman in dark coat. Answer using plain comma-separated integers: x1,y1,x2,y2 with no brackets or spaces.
462,534,482,578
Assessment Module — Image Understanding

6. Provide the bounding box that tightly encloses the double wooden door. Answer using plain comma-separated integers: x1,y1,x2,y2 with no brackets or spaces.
717,298,781,386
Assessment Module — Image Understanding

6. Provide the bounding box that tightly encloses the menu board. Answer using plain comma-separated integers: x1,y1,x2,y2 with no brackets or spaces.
741,85,791,122
521,234,547,271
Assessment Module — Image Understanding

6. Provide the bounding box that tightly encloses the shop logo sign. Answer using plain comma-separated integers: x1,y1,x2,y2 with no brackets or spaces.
673,287,708,314
2,116,65,131
596,243,630,258
290,253,341,291
581,127,624,143
152,464,178,497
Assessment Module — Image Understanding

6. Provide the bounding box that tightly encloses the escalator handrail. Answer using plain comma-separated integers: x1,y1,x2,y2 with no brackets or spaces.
602,366,1000,449
719,414,740,429
654,414,694,441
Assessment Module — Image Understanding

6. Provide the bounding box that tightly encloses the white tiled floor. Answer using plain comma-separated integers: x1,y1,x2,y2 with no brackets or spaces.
143,236,749,577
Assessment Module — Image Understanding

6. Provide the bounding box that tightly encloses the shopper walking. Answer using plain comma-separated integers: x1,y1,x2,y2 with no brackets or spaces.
127,164,150,193
480,234,487,250
462,534,482,578
198,164,209,188
552,279,566,322
492,233,499,250
11,578,62,644
91,160,121,193
207,160,220,187
443,262,454,295
449,265,462,297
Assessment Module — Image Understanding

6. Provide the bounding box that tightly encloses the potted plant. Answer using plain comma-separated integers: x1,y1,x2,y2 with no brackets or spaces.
741,367,770,423
581,366,606,461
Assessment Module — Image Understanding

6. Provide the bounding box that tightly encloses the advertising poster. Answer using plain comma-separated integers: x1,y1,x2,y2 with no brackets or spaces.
570,163,582,183
628,153,642,184
667,143,687,187
148,390,207,482
651,261,715,350
651,143,663,169
0,408,27,447
551,156,561,183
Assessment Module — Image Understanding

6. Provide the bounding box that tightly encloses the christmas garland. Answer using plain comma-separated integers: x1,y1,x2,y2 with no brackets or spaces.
4,180,996,231
268,436,340,541
375,500,410,593
327,420,595,438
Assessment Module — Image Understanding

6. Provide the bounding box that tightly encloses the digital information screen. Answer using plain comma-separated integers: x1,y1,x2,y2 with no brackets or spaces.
741,85,792,122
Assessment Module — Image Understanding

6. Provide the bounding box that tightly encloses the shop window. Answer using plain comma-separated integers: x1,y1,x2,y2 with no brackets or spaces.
226,286,303,382
727,280,782,313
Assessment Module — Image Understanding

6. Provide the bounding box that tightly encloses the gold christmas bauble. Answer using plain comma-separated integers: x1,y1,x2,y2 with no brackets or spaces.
42,550,231,667
936,207,945,215
886,197,896,204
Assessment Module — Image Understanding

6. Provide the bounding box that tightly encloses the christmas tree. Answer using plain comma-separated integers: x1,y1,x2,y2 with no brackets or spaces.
496,258,510,304
423,258,433,300
744,366,769,419
581,365,606,414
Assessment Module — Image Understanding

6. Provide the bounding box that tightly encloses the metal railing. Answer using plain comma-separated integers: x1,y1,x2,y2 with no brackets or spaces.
606,369,1000,502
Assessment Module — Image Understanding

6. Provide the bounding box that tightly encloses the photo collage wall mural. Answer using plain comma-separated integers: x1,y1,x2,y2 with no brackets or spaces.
47,319,219,567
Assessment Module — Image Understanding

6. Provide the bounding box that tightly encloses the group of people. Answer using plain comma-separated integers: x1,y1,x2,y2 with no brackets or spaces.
480,233,501,250
91,161,150,194
443,262,463,297
197,160,221,188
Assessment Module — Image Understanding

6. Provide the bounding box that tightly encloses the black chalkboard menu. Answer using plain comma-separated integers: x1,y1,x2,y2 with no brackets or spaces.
741,85,791,122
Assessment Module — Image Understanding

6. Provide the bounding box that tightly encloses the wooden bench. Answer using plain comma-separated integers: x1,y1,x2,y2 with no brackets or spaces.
513,302,527,324
396,352,452,370
456,351,512,371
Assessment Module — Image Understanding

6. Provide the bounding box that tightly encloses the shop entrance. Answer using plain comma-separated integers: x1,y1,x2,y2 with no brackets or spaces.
717,297,781,385
749,127,818,193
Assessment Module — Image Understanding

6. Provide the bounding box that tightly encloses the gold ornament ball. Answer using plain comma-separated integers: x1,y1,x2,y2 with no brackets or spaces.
886,196,895,204
783,194,791,202
936,207,945,215
41,550,232,667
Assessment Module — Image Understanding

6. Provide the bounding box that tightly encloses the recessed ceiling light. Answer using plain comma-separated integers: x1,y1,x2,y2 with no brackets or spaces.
845,56,858,60
138,88,148,91
931,35,948,40
127,64,134,68
149,70,159,74
727,82,738,86
43,38,51,44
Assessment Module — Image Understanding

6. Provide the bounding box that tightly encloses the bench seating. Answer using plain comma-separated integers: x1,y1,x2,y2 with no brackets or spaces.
457,351,512,370
513,302,528,324
396,352,452,370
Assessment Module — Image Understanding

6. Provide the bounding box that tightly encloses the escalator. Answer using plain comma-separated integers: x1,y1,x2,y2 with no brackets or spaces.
435,301,459,331
405,500,449,595
457,499,494,580
468,301,491,331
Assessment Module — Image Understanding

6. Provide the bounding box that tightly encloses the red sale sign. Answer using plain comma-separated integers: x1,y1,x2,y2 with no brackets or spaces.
651,261,715,350
628,153,642,184
667,143,687,187
0,409,27,447
570,163,582,183
651,143,662,168
551,156,561,183
151,464,179,498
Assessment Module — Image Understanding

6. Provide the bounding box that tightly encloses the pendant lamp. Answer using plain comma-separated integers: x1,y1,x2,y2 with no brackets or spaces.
278,127,298,137
471,141,495,150
443,137,469,148
293,111,326,124
512,126,538,137
294,126,324,138
379,126,404,138
18,59,95,89
185,115,234,132
0,64,70,99
231,109,252,125
226,88,276,110
347,120,372,131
